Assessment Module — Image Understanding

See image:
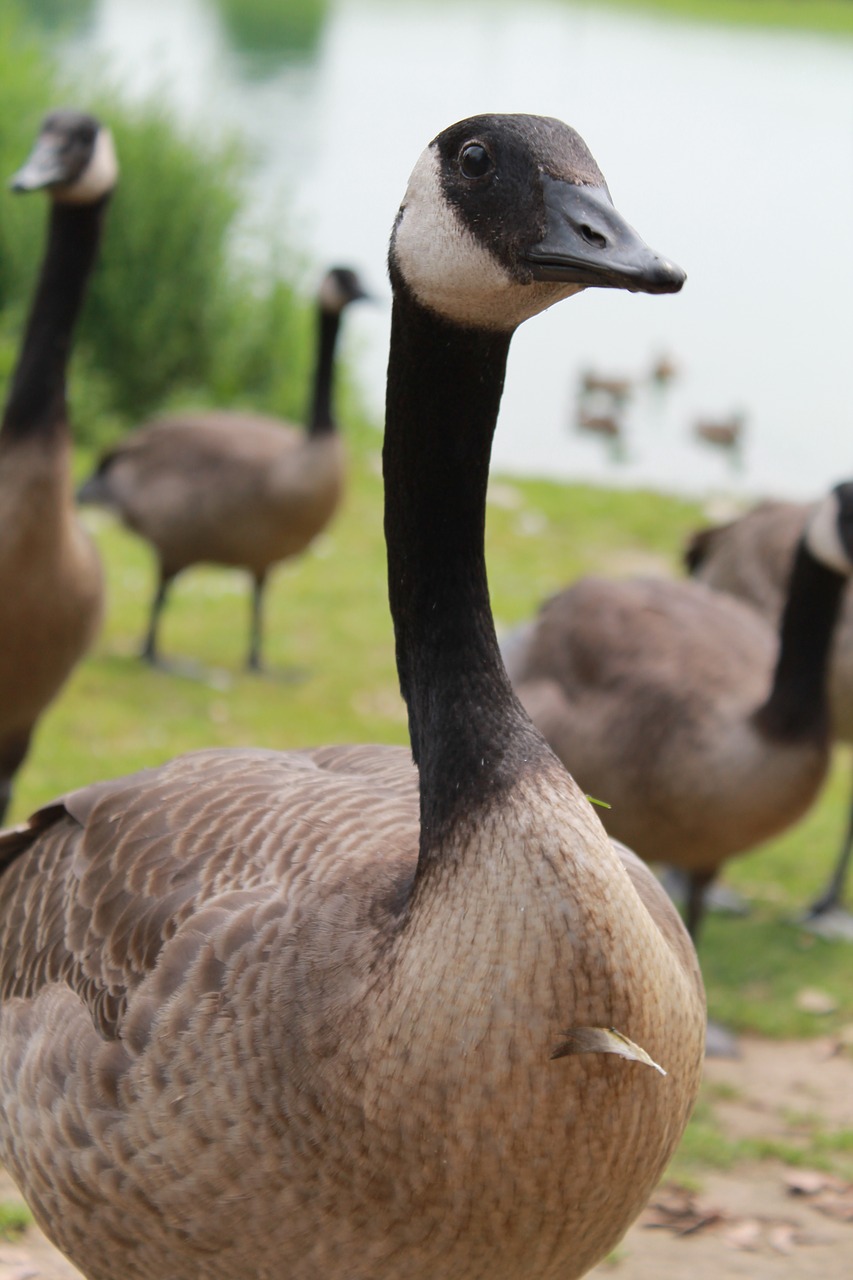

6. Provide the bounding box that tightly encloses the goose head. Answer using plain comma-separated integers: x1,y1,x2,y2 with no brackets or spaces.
10,109,118,205
390,112,684,331
804,482,853,577
318,265,371,314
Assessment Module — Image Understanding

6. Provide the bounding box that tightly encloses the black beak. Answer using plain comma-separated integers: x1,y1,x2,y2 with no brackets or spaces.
524,176,685,296
9,134,69,193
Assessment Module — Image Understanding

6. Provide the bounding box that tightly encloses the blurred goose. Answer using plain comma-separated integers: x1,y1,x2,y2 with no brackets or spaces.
576,407,622,439
693,412,745,449
687,498,853,926
580,369,633,403
650,352,677,385
0,110,113,822
508,484,853,938
0,113,704,1280
78,266,368,672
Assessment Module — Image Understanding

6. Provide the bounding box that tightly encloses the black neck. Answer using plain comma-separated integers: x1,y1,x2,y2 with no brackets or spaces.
384,283,548,860
753,541,846,741
306,307,342,437
1,197,108,443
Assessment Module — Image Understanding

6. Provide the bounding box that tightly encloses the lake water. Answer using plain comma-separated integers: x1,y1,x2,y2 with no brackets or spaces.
61,0,853,499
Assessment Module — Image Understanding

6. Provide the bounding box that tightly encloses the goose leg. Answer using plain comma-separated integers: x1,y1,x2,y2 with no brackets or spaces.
684,866,740,1058
685,869,715,941
141,569,173,665
0,780,11,828
660,865,750,919
804,768,853,918
0,731,31,826
247,571,267,674
806,829,853,918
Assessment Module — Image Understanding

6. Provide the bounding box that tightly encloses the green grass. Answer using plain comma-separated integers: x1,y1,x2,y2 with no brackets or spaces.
0,1200,32,1240
589,0,853,35
670,1094,853,1182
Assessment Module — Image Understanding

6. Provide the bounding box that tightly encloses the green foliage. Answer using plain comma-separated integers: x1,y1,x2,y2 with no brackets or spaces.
17,0,95,36
210,0,330,60
203,269,316,425
77,96,317,432
0,5,54,311
78,104,240,419
0,0,319,445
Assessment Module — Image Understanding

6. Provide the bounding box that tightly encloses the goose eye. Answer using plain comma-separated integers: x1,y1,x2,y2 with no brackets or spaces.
459,143,492,180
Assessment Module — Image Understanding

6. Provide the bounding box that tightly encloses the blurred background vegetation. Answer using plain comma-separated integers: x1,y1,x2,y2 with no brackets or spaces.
211,0,331,61
606,0,853,32
0,0,322,451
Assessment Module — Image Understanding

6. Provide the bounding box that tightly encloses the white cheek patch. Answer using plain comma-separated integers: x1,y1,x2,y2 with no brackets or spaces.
317,272,347,313
58,128,119,204
805,491,852,576
392,147,581,331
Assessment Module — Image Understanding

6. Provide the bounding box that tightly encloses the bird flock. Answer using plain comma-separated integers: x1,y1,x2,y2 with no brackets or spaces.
573,358,746,456
0,100,846,1280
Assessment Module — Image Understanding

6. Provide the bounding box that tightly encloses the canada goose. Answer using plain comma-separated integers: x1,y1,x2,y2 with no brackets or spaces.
0,114,704,1280
650,352,677,385
693,411,745,449
508,484,853,940
687,498,853,925
0,110,114,823
576,407,622,439
580,369,633,403
77,265,368,672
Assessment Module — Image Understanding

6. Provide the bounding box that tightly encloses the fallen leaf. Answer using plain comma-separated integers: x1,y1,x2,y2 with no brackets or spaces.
814,1190,853,1223
768,1223,797,1255
795,987,839,1016
724,1218,762,1251
785,1170,838,1196
643,1185,724,1236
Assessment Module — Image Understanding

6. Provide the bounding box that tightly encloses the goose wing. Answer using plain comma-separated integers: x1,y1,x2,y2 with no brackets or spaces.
0,744,419,1038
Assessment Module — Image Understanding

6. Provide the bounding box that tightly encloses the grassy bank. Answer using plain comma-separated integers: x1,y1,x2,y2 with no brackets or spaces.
12,427,853,1044
592,0,853,35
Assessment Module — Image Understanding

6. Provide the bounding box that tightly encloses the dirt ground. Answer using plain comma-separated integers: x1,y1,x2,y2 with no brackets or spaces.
590,1034,853,1280
0,1035,851,1280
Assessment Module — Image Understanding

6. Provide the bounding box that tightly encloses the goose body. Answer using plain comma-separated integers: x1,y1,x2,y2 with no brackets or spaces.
510,488,853,936
580,370,632,402
88,411,344,573
0,111,113,821
576,407,622,439
78,267,366,670
687,498,853,919
0,440,102,794
0,113,704,1280
686,499,853,736
693,413,744,449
